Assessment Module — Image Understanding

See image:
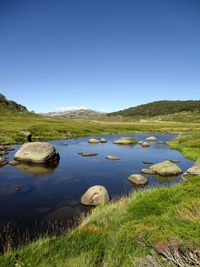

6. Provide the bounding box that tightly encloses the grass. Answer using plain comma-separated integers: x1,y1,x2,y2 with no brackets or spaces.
168,134,200,160
1,111,200,144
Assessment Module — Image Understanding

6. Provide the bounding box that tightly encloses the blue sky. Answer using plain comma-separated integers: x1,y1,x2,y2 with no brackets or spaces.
0,0,200,112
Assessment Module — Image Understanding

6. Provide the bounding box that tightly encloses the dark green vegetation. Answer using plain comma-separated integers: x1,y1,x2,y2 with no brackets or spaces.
109,100,200,118
0,135,200,266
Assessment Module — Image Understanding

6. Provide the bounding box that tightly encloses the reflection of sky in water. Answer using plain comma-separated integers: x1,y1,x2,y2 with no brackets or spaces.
0,134,194,231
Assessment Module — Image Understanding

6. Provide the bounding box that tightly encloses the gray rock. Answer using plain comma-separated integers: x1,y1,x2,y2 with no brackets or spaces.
81,185,109,206
99,138,107,143
79,152,98,157
106,155,120,160
128,174,148,185
150,160,182,176
140,142,150,148
19,131,32,142
14,142,59,164
88,138,99,144
146,136,157,141
113,137,136,145
9,160,20,166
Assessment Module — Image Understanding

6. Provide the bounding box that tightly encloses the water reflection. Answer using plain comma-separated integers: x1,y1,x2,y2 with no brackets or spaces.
16,162,59,176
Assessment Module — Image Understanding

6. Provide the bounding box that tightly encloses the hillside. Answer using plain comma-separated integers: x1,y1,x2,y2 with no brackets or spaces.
42,109,105,118
0,94,28,113
108,100,200,118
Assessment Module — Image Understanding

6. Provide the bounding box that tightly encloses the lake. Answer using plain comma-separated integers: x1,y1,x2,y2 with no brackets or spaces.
0,134,194,248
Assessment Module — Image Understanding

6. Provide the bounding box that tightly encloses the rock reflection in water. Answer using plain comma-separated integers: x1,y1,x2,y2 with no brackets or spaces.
16,162,59,176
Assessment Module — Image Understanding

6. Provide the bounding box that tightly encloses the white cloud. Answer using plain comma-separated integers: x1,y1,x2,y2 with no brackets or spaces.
55,106,88,112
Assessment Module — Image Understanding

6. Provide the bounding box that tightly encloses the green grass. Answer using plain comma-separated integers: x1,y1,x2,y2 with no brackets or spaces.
168,134,200,160
1,111,200,144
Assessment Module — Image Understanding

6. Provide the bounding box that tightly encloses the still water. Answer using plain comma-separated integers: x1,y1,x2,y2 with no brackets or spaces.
0,134,193,237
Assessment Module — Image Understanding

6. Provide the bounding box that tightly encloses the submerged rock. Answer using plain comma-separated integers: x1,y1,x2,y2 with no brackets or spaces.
149,160,182,176
113,137,136,145
128,174,148,185
88,138,99,144
106,155,120,160
14,142,59,164
81,185,109,206
79,152,98,157
141,168,155,174
146,136,157,141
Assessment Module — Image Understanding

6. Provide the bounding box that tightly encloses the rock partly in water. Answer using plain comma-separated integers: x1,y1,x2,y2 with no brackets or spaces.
128,174,148,185
106,155,120,160
140,142,150,148
143,161,154,164
81,185,109,206
141,168,155,174
14,142,59,164
99,138,107,143
138,141,144,145
0,156,8,166
157,141,165,144
146,136,157,141
88,139,99,144
168,159,180,163
150,160,182,176
113,137,136,145
79,152,98,157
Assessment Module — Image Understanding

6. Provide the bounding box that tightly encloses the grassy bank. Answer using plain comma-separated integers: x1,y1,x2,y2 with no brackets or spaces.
0,135,200,266
1,112,200,144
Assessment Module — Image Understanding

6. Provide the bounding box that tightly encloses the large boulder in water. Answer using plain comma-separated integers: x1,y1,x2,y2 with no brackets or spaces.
14,142,59,164
149,160,182,176
81,185,109,206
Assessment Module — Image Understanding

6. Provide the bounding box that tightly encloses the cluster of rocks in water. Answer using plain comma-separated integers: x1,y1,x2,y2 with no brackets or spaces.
2,134,200,208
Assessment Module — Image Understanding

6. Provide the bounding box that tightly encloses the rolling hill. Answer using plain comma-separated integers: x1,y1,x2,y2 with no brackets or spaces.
108,100,200,118
0,93,28,113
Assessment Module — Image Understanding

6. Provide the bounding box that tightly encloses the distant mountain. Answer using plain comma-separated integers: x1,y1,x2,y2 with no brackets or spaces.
0,93,28,113
108,100,200,118
42,109,105,118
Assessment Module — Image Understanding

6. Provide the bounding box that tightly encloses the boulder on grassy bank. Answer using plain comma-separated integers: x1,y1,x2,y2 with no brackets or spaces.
182,158,200,179
81,185,109,206
14,142,59,164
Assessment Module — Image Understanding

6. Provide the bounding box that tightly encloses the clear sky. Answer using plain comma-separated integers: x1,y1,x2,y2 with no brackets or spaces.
0,0,200,113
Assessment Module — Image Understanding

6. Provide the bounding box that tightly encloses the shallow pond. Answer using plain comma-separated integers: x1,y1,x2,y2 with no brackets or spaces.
0,134,194,243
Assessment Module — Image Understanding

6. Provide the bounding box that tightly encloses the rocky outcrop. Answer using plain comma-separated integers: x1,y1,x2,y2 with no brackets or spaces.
149,160,182,176
128,174,148,185
14,142,59,164
81,185,109,206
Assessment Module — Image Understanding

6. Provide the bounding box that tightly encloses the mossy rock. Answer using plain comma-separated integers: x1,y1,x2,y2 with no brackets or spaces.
113,137,137,145
150,160,182,176
128,174,148,185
